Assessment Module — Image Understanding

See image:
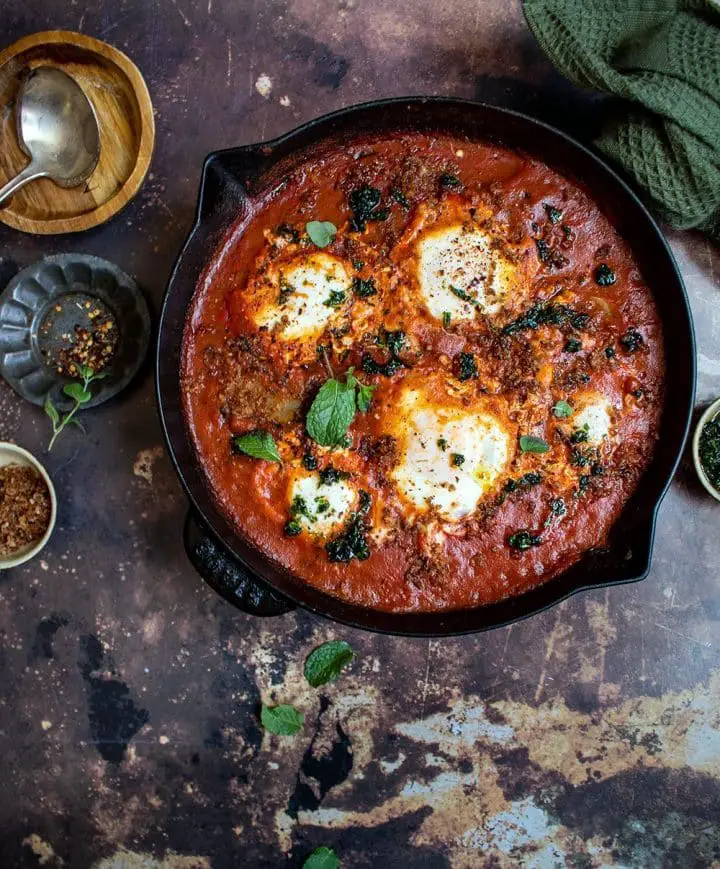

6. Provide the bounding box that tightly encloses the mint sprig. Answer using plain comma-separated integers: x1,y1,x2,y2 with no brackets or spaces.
45,363,106,451
306,368,375,446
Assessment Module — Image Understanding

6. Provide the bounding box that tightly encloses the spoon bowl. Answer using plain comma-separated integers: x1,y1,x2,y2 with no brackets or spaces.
0,67,100,206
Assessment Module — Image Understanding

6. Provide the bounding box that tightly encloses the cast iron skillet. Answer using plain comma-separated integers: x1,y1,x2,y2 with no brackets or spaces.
156,97,695,636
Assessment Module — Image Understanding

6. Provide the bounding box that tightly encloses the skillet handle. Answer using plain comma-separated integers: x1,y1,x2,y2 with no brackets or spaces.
184,511,295,617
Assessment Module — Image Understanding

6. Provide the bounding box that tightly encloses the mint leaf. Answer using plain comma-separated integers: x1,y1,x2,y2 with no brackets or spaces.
231,430,282,463
519,435,549,453
552,400,573,419
63,382,91,404
77,363,95,380
44,396,59,426
356,382,375,413
307,375,356,446
346,369,375,413
261,704,304,736
303,847,339,869
306,221,337,248
304,640,355,687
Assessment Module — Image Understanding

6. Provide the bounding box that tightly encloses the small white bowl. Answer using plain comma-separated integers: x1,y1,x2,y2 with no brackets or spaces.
692,397,720,502
0,443,57,568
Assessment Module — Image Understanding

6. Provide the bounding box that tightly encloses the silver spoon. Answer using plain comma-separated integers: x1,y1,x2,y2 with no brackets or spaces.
0,67,100,207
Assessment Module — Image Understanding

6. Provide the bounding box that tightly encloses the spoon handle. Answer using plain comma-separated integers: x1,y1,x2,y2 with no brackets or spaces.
0,163,46,207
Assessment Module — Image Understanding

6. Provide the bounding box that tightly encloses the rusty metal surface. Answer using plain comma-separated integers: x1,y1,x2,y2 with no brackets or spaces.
0,1,718,867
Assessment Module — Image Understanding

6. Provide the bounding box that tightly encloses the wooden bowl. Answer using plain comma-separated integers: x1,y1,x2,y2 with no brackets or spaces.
0,31,155,235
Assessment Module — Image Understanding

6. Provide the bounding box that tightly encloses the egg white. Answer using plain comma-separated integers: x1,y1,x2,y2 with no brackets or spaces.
569,393,613,445
417,223,520,321
289,472,355,536
254,252,352,341
389,387,512,521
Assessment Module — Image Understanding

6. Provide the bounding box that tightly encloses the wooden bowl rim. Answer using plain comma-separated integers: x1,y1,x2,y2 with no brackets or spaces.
0,29,155,235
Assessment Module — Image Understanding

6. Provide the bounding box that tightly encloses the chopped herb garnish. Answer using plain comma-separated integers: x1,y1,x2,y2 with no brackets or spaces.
352,259,364,270
544,203,563,224
231,430,282,463
442,311,451,329
504,479,519,492
591,462,604,476
535,239,567,269
304,640,355,687
564,338,582,353
391,187,410,208
306,221,337,248
450,285,478,306
570,425,590,444
552,400,573,419
326,493,372,562
437,437,448,451
519,471,542,486
519,435,549,453
352,276,377,299
451,453,465,467
290,495,311,518
605,346,616,358
385,330,406,356
362,329,406,377
457,352,478,381
278,281,294,305
439,173,461,188
503,303,590,336
362,354,403,377
578,474,591,491
508,530,542,550
319,466,350,485
324,290,347,308
315,497,330,514
284,519,302,537
349,185,382,232
620,327,644,353
570,448,589,467
594,264,616,286
550,497,566,516
302,452,318,471
277,223,301,243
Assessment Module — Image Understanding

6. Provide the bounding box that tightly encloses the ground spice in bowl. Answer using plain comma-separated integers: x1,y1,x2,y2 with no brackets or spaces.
0,463,52,557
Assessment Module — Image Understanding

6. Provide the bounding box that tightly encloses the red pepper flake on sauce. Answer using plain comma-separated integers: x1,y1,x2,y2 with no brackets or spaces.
0,464,51,557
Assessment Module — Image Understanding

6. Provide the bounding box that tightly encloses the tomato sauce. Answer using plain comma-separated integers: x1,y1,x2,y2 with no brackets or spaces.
182,133,664,613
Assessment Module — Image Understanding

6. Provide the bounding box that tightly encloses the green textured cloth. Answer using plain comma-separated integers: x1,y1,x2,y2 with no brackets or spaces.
523,0,720,239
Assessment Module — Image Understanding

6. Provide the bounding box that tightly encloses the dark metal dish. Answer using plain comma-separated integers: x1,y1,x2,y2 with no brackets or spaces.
157,98,695,636
0,254,150,411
